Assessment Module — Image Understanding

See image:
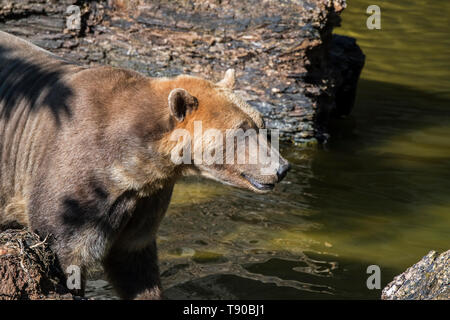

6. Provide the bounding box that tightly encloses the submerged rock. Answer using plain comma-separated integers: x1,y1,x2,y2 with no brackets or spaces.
0,0,364,145
381,250,449,300
0,229,73,300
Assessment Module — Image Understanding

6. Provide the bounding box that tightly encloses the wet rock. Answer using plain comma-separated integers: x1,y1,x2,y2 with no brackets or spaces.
381,250,450,300
0,0,364,145
0,229,74,300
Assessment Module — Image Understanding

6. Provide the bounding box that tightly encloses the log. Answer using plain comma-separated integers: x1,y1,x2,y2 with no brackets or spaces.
0,0,364,145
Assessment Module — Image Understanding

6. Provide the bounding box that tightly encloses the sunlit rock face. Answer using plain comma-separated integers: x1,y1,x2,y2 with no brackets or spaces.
0,0,364,146
0,229,74,300
382,250,450,300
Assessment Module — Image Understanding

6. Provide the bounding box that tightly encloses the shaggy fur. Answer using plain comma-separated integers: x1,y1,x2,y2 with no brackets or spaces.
0,31,289,299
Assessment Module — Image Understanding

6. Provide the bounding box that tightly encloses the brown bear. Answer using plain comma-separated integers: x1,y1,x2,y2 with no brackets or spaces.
0,31,290,299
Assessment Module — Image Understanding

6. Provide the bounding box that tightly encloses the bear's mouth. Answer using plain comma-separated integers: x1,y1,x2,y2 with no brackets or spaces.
241,173,275,191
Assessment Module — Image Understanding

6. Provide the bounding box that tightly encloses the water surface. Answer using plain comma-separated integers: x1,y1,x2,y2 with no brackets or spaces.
86,0,449,299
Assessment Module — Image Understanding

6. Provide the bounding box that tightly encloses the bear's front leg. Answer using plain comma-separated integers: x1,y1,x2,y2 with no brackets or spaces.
49,240,89,298
103,240,162,300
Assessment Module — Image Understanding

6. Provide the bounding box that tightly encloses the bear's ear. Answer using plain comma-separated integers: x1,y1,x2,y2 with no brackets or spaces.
168,88,198,122
217,68,236,89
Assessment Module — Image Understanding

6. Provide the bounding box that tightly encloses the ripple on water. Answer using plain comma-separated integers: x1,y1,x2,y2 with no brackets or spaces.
88,0,450,299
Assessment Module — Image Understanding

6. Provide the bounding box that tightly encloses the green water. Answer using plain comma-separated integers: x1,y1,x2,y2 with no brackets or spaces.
86,1,450,299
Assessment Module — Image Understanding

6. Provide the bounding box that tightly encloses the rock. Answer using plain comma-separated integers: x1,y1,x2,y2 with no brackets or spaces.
0,228,74,300
381,250,450,300
0,0,364,146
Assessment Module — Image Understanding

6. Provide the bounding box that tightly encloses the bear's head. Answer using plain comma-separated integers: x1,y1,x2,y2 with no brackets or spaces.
154,69,290,193
110,68,290,194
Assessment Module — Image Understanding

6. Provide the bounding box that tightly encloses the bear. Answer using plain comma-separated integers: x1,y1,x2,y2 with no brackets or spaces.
0,31,290,299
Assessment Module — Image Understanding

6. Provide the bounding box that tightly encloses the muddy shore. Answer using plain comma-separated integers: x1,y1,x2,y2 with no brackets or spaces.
0,229,74,299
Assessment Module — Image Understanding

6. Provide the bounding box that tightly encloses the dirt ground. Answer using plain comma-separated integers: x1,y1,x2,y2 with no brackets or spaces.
0,229,73,299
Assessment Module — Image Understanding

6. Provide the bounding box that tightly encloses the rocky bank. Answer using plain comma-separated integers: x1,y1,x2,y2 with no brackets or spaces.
382,250,449,300
0,0,364,145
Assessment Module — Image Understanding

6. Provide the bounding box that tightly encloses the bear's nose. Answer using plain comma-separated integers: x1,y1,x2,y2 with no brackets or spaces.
276,162,291,182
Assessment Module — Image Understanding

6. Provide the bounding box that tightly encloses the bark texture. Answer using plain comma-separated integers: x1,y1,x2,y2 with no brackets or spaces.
0,0,364,145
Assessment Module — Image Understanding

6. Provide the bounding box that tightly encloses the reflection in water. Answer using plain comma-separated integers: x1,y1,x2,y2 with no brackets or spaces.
86,1,449,299
338,0,450,98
